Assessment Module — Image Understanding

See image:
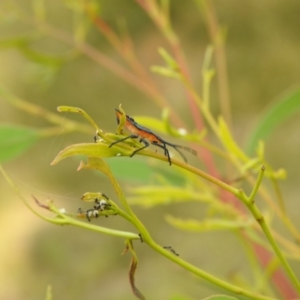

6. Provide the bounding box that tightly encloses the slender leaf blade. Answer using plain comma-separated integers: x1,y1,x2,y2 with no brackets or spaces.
0,124,40,162
106,157,186,184
165,215,254,232
106,157,155,182
246,89,300,154
51,143,123,165
202,296,239,300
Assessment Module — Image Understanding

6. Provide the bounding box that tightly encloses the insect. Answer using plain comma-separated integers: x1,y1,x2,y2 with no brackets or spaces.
78,198,111,222
94,198,111,211
109,109,197,165
163,246,179,256
84,207,100,222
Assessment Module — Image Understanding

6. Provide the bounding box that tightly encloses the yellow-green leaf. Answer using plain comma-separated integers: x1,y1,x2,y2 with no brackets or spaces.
218,117,249,162
116,104,127,135
246,88,300,155
45,285,52,300
77,157,133,214
165,215,254,232
151,65,181,79
0,124,40,162
51,143,124,165
158,47,178,69
129,186,211,207
202,296,239,300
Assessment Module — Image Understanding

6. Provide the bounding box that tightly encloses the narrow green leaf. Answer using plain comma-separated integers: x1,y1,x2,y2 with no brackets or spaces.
165,215,254,232
246,88,300,154
51,143,124,165
0,36,30,48
57,105,102,133
0,125,40,162
106,157,155,182
64,0,86,12
78,157,135,216
0,35,71,66
151,65,181,79
170,296,193,300
78,157,125,200
202,295,239,300
20,47,68,66
129,186,209,208
45,285,53,300
218,117,249,162
158,47,178,69
116,104,127,135
32,0,46,22
106,157,189,185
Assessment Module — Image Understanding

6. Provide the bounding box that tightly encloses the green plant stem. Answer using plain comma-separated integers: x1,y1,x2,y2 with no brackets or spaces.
81,154,275,299
256,258,280,294
85,8,176,117
144,239,276,300
0,164,140,240
247,174,300,243
237,231,275,296
240,167,300,294
136,0,223,178
0,165,47,220
53,135,300,287
0,84,91,134
139,149,238,195
0,163,281,300
137,151,300,293
17,7,175,117
78,158,154,243
270,177,286,214
56,214,139,240
198,0,232,127
248,166,265,203
250,211,300,293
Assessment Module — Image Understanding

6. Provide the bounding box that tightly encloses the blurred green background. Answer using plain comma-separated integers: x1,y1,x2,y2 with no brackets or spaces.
1,1,300,299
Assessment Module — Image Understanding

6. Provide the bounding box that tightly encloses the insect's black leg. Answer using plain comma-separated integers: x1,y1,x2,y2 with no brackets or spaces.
162,144,171,165
151,142,172,165
139,233,144,243
130,139,149,157
162,142,171,159
102,193,109,200
86,209,93,222
93,198,100,210
164,142,192,163
163,246,179,256
109,135,138,148
94,132,102,143
171,145,187,163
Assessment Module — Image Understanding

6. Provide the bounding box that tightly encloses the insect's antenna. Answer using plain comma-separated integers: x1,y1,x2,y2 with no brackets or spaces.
162,140,197,163
174,145,197,156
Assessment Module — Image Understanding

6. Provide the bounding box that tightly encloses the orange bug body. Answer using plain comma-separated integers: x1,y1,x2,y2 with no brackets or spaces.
110,109,197,165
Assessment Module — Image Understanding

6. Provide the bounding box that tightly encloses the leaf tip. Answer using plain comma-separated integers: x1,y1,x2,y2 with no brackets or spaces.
50,155,61,165
77,160,86,171
50,160,57,166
